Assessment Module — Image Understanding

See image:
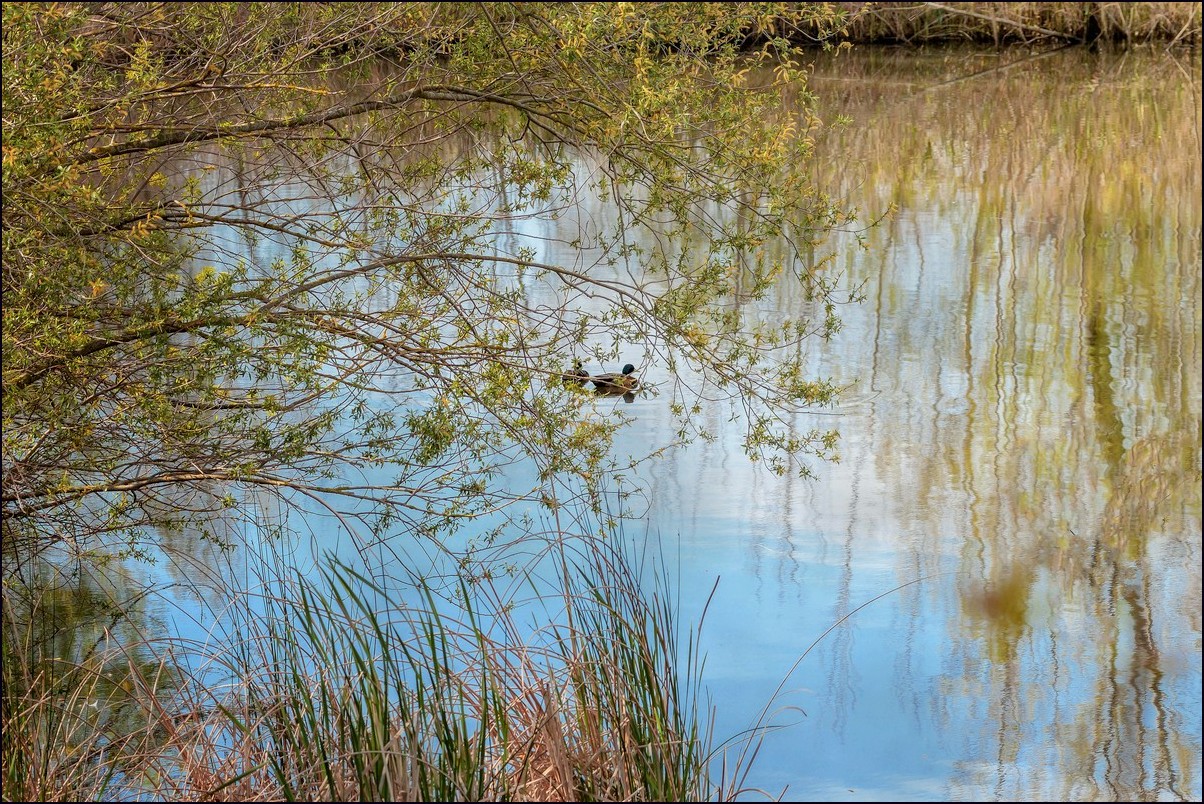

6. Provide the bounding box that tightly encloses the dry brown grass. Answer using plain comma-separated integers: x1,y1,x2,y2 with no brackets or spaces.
832,2,1201,45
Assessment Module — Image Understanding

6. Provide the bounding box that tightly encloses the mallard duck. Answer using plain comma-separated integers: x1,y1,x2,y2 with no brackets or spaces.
562,359,589,387
590,363,639,394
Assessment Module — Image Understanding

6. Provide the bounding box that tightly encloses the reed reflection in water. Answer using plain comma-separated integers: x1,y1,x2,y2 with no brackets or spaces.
591,45,1201,801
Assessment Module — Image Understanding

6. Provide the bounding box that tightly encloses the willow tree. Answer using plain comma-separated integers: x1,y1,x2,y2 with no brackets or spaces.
2,2,856,564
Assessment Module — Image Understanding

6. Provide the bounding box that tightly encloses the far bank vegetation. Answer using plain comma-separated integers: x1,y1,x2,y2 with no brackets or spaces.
776,2,1201,46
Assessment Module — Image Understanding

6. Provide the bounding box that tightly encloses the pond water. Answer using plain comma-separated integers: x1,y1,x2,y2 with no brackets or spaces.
602,45,1201,801
115,44,1202,801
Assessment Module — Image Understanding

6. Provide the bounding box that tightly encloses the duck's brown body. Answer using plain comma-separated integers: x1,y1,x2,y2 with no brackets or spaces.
590,363,638,393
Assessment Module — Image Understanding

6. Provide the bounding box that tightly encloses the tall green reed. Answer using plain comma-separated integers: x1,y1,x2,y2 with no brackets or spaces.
203,532,726,802
3,512,767,801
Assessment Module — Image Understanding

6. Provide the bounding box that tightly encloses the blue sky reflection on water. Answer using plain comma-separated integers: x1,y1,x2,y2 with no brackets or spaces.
583,46,1201,801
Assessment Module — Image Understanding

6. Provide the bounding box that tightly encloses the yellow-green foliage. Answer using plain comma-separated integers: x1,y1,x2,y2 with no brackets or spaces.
3,2,850,562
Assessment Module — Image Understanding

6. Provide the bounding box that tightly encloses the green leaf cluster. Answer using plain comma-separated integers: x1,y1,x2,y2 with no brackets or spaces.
3,2,852,561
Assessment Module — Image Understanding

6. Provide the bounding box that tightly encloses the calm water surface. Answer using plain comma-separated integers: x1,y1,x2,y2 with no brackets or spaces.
134,45,1200,801
604,46,1201,801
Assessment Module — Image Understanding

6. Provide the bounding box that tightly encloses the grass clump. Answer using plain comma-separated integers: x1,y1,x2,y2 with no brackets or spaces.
3,532,749,802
